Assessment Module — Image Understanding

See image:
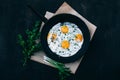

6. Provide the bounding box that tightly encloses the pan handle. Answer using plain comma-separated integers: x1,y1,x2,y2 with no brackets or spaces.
27,5,48,23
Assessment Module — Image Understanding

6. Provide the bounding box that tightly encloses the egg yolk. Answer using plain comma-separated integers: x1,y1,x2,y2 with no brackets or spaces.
75,34,83,41
61,25,69,34
61,40,70,49
52,33,57,41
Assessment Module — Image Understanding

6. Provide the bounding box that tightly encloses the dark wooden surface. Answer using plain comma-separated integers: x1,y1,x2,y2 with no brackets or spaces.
0,0,120,80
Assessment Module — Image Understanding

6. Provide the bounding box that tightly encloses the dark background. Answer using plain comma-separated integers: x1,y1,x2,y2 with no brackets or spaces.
0,0,120,80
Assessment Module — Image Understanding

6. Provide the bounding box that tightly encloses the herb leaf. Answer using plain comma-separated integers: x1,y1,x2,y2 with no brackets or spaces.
45,56,71,80
17,21,42,66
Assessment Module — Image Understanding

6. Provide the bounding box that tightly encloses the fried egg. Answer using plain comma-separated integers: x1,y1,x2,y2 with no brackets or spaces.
47,22,84,57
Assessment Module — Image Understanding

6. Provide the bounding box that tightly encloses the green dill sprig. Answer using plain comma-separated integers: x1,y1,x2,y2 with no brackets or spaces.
17,21,42,66
45,56,71,80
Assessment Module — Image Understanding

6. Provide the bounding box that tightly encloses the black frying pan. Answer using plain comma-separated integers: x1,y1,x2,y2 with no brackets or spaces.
28,5,90,63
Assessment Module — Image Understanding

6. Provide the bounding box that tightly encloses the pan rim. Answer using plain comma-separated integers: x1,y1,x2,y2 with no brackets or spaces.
40,13,90,63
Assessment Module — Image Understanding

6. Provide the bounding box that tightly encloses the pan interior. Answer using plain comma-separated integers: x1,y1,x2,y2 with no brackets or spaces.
47,22,84,57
